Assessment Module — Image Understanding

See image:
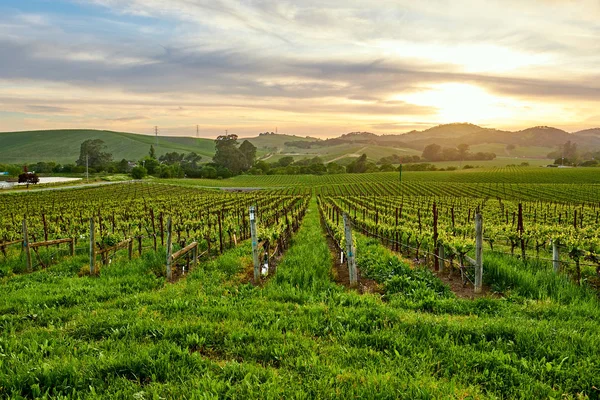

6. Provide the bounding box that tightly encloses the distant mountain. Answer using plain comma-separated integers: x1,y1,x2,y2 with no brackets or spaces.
288,123,600,151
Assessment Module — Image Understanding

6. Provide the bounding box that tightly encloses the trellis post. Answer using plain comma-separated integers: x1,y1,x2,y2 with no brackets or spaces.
22,218,32,272
89,218,96,275
250,206,259,283
166,217,173,280
474,213,483,293
552,241,560,273
344,213,357,287
438,243,445,273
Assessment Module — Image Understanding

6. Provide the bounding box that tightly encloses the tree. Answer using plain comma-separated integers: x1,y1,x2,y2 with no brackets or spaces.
76,139,113,171
117,159,131,174
277,156,294,167
159,152,185,165
346,154,368,173
422,144,442,161
239,140,257,169
149,145,156,159
213,134,246,174
140,157,159,175
442,147,459,161
183,152,202,168
379,163,395,172
131,166,147,179
561,141,578,162
457,143,470,161
327,162,345,174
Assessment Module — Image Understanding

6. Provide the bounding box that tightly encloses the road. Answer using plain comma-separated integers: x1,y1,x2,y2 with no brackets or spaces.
328,146,368,163
0,180,136,194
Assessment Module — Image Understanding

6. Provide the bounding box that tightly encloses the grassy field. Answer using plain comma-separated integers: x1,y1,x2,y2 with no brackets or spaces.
0,130,216,164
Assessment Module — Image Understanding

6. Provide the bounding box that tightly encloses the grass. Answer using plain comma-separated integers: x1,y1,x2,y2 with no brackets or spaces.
0,129,215,164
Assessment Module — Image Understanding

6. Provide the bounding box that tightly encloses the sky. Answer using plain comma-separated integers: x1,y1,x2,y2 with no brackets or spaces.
0,0,599,138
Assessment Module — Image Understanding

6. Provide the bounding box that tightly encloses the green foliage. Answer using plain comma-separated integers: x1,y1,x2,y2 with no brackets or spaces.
76,139,113,171
130,165,147,179
213,134,247,174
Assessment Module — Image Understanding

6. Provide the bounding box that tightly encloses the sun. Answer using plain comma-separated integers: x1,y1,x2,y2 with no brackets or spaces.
398,83,516,123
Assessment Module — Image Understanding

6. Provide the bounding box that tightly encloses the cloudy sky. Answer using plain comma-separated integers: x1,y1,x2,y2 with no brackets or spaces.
1,0,599,137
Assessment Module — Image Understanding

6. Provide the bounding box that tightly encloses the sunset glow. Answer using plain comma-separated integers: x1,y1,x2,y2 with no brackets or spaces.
0,0,599,136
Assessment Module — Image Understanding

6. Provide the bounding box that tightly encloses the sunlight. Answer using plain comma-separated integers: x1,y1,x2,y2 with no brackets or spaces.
375,41,553,73
398,83,516,122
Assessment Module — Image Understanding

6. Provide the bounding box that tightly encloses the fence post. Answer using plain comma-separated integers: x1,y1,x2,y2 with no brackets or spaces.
22,219,32,272
69,238,75,256
438,243,445,273
89,218,96,275
128,239,133,260
344,213,357,287
474,213,483,293
192,244,198,267
250,206,260,284
552,241,560,273
166,217,173,280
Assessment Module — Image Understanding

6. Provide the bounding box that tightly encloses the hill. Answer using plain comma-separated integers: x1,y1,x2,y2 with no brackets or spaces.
2,124,600,165
0,129,216,164
283,123,600,155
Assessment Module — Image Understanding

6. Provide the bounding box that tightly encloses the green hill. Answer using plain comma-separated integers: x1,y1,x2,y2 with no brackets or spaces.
6,124,593,166
0,130,318,165
0,129,216,164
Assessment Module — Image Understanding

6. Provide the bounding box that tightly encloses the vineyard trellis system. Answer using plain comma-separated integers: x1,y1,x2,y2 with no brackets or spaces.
0,183,310,278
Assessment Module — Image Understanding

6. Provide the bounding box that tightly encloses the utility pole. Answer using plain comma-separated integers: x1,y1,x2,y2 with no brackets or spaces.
196,125,199,138
155,126,158,148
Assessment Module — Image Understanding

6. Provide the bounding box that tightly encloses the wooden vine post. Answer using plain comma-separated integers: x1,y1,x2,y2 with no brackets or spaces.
474,213,483,293
438,243,445,273
22,218,32,272
552,240,560,273
343,213,358,287
166,217,173,280
250,206,260,284
433,202,439,271
518,203,525,260
89,218,96,275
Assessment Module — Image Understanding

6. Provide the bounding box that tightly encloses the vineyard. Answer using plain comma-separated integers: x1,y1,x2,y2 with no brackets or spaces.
0,183,309,277
1,169,600,398
319,194,600,288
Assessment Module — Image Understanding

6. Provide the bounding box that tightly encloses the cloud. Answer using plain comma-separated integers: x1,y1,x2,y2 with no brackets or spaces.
25,105,72,113
0,0,599,134
105,115,148,122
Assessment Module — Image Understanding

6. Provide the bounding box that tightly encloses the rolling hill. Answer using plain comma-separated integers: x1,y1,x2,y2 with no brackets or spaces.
0,129,313,165
0,130,216,164
1,123,599,165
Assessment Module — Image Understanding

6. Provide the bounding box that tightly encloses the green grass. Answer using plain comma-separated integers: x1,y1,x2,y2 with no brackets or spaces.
0,129,215,164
